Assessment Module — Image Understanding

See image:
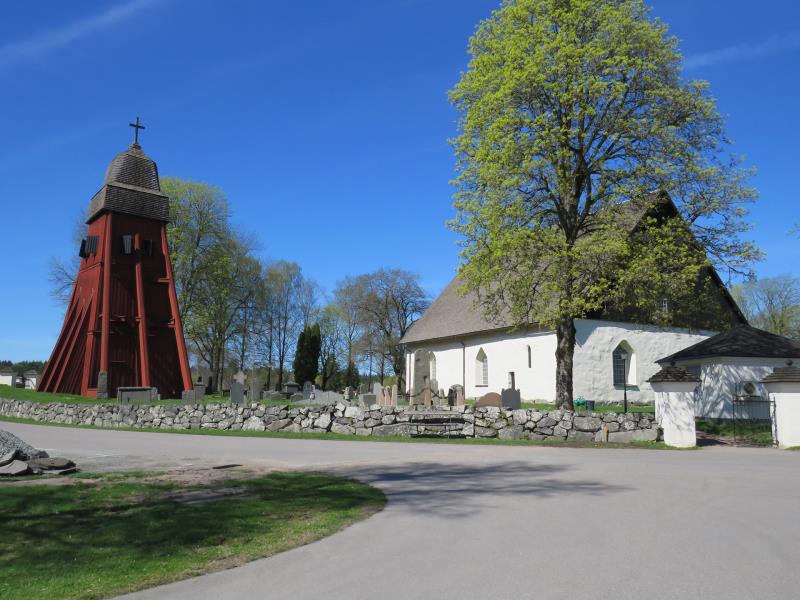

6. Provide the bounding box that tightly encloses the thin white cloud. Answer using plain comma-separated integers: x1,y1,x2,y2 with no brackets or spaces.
0,0,162,70
685,31,800,70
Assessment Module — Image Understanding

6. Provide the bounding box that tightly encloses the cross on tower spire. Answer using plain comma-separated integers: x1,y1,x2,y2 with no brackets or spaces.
129,116,145,145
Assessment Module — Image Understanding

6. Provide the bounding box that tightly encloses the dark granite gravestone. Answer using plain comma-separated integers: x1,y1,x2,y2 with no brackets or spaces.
118,386,157,405
475,392,502,408
500,388,521,409
360,393,377,406
230,381,245,405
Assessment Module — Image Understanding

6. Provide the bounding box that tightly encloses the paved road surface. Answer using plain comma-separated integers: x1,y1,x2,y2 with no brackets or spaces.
4,422,799,600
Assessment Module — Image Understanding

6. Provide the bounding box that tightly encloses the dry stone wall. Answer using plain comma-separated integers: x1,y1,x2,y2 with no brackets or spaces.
0,398,659,443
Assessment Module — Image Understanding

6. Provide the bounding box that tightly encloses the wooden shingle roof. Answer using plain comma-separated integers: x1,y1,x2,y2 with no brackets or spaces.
87,144,169,223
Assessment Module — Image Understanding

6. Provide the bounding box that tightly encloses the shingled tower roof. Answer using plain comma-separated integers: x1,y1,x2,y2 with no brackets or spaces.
87,144,169,223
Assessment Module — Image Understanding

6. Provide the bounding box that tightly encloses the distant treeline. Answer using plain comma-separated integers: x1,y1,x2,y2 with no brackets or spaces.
0,360,45,374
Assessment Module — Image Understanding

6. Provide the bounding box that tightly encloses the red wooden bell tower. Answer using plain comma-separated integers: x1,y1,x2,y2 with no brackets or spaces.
38,121,192,399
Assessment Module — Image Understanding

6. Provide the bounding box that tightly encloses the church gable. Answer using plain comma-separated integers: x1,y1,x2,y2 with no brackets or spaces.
403,194,746,347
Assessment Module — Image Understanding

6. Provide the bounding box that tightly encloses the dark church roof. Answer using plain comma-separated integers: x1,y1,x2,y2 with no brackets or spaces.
87,144,169,223
648,364,701,383
658,325,800,364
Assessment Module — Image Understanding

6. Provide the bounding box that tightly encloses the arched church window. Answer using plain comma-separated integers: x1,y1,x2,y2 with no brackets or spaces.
476,348,488,386
612,342,636,387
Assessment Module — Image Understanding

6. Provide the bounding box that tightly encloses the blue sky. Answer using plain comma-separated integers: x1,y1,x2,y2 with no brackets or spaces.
1,0,798,361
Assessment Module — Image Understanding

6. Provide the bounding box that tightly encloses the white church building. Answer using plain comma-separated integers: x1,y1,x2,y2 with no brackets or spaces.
402,276,741,405
401,197,750,407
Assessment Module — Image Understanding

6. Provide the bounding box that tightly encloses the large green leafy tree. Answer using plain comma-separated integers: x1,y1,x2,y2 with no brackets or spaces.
449,0,759,408
163,178,258,391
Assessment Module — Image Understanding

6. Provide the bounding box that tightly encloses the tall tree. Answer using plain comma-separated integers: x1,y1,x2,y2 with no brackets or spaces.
449,0,759,408
344,359,360,389
162,178,231,323
293,323,321,386
263,261,305,389
318,305,345,390
340,269,429,388
732,276,800,341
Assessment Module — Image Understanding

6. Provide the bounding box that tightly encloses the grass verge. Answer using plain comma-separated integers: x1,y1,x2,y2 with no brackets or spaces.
0,414,684,450
0,471,385,600
0,385,297,408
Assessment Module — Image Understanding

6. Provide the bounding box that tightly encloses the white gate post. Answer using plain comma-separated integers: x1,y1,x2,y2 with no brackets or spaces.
648,363,700,448
762,361,800,449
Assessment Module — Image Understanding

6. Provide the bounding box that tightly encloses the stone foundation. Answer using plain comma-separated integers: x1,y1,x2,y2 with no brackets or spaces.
0,398,660,443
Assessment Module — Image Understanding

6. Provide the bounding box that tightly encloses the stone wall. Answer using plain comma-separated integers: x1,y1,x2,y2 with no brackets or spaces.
0,398,660,443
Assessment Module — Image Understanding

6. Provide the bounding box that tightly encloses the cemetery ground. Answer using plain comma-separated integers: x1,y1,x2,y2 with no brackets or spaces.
0,384,656,413
2,421,799,600
0,466,385,600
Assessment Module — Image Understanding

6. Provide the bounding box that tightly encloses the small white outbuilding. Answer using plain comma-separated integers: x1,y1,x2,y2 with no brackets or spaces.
656,325,800,420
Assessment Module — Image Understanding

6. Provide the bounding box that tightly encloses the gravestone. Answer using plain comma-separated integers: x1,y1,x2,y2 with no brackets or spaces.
233,370,246,386
453,384,465,406
423,384,432,407
360,393,377,407
193,383,206,402
447,388,455,407
500,388,521,409
343,386,352,401
390,384,398,407
118,386,157,405
284,381,300,395
412,349,432,397
230,381,245,405
316,390,344,405
303,381,314,402
181,382,205,404
249,375,260,401
289,392,304,403
97,371,108,399
476,392,502,408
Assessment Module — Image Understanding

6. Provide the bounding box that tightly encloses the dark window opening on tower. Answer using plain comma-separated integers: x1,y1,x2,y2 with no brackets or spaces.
121,235,133,255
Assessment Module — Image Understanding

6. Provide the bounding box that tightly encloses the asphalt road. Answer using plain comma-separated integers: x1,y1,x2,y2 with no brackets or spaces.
4,422,799,600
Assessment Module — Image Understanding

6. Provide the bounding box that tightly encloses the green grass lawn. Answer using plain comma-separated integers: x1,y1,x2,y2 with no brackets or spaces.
0,471,385,600
0,385,299,408
0,385,102,404
695,418,774,445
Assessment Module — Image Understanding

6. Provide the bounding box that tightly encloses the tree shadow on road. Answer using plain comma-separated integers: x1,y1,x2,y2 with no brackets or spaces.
330,460,631,518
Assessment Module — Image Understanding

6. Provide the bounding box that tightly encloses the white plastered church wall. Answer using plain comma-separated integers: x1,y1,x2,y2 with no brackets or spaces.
572,319,712,405
405,329,557,401
406,320,714,404
682,358,790,419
